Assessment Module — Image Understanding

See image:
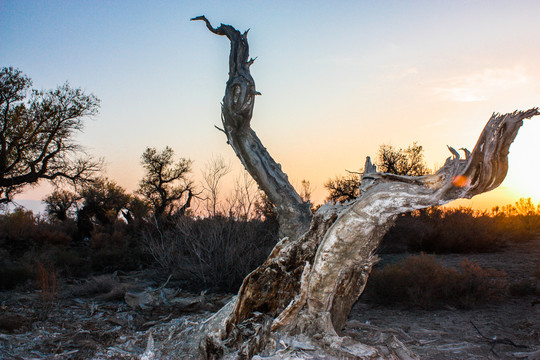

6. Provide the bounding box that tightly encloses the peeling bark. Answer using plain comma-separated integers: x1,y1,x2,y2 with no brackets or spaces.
191,16,312,241
192,16,539,359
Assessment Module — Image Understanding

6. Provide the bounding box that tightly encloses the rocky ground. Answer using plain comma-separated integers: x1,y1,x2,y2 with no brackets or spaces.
1,237,539,359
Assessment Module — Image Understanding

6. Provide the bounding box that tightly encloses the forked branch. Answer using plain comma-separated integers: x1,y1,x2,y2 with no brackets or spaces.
191,16,539,358
306,108,539,332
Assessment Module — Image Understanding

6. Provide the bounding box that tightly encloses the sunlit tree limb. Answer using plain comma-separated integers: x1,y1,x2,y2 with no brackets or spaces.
192,15,312,240
188,16,539,359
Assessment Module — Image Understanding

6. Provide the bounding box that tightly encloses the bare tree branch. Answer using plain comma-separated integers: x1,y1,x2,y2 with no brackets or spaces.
0,68,101,203
191,17,539,359
192,16,311,239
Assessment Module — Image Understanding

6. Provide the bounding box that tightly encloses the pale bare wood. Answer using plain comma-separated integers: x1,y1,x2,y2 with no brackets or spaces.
191,16,539,359
191,15,312,241
307,108,540,332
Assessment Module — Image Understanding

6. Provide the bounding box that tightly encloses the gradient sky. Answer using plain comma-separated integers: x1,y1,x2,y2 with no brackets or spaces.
1,0,540,212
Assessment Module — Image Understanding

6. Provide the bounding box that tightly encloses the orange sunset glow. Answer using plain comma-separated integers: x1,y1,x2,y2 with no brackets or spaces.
1,1,539,212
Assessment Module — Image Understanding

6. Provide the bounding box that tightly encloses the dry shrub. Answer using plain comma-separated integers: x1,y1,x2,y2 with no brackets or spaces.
142,216,277,292
508,279,539,297
88,227,149,273
491,198,540,240
72,274,129,301
0,257,34,290
0,208,35,237
31,220,77,247
47,248,91,278
0,208,36,255
33,227,72,247
380,205,533,254
89,231,113,249
90,246,148,274
421,209,503,253
0,207,150,280
367,254,507,309
491,214,540,243
89,227,133,249
0,210,75,257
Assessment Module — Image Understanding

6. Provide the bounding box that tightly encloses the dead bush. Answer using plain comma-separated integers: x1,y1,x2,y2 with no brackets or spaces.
33,227,73,247
0,208,36,255
366,254,507,309
90,246,148,274
72,274,129,301
86,226,150,273
47,248,91,278
142,216,277,292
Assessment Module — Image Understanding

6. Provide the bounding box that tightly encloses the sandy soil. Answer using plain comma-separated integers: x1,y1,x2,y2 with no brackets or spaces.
0,238,538,359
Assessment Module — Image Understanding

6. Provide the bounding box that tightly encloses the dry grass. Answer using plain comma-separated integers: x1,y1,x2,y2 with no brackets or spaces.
36,262,58,319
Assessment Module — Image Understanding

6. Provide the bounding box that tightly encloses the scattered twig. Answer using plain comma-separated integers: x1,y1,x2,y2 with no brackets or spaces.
157,274,173,291
214,125,226,134
470,320,528,356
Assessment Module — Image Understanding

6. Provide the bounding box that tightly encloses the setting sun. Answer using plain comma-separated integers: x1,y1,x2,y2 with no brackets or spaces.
505,119,540,203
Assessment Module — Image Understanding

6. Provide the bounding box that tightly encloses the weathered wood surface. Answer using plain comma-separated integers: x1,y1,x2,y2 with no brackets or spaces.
192,16,539,359
191,16,312,241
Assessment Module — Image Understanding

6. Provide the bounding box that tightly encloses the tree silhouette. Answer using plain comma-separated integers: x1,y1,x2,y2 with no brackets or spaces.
325,172,362,203
137,146,194,219
325,142,428,203
0,67,101,204
377,141,429,176
78,178,130,226
43,189,78,221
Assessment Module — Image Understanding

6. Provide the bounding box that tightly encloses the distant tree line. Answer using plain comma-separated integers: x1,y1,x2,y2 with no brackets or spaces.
1,66,539,296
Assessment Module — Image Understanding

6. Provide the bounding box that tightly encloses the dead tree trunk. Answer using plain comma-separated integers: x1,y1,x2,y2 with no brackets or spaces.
190,16,539,359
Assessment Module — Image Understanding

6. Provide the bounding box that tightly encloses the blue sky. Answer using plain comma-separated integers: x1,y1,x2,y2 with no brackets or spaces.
2,0,540,211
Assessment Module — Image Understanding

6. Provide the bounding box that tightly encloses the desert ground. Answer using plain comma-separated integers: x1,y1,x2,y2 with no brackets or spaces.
1,237,539,359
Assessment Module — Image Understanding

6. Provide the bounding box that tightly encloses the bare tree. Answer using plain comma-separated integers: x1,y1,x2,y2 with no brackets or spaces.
43,188,78,221
201,155,230,217
179,16,539,359
228,170,258,220
137,146,193,219
0,67,101,204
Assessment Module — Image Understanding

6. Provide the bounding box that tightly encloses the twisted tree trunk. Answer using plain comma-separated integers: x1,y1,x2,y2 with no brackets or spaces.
190,16,539,359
